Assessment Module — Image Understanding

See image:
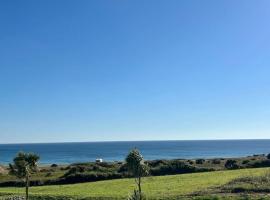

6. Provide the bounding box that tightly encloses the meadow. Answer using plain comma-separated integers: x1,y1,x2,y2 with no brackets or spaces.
0,168,270,200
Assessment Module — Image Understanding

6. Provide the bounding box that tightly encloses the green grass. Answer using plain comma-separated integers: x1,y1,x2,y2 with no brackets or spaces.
0,168,269,200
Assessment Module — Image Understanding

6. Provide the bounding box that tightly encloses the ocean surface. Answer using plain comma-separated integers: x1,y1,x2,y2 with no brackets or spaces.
0,140,270,165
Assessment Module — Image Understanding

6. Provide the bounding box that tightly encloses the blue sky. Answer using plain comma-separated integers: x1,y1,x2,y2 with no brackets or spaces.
1,1,270,143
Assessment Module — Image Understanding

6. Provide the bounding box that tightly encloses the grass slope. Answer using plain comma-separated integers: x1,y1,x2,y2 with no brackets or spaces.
0,168,269,199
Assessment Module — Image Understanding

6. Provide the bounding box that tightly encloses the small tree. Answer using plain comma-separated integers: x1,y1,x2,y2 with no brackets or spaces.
9,152,40,200
267,153,270,159
126,148,149,200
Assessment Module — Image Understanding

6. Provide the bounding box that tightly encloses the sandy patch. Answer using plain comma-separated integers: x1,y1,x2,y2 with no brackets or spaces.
0,166,7,174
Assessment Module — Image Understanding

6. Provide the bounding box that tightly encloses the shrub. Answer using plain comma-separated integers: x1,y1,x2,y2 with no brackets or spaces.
59,172,124,184
51,164,58,168
248,159,270,168
150,160,204,176
63,166,86,177
196,159,205,164
242,160,250,165
225,160,239,169
147,160,167,167
187,160,194,165
212,159,221,164
118,163,128,173
267,154,270,159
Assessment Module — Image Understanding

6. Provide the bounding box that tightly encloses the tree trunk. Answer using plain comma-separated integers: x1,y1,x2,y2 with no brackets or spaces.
25,174,29,200
138,177,141,200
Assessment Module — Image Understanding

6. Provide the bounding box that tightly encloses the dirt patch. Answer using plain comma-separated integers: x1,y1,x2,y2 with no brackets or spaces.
0,166,7,174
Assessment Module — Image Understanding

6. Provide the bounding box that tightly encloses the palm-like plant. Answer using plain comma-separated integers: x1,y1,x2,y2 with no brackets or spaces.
9,152,40,200
126,148,149,200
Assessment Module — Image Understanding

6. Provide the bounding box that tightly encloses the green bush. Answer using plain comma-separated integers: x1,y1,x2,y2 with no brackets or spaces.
242,160,249,165
150,160,210,176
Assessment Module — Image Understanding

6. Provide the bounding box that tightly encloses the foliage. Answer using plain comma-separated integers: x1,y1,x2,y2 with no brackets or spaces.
9,152,39,179
196,159,205,164
51,164,58,168
126,149,149,178
224,160,239,170
126,149,149,200
246,159,270,168
9,152,40,200
212,159,221,164
150,160,211,176
242,160,249,165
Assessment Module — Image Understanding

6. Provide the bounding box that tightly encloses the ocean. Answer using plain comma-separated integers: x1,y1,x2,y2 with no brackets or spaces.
0,140,270,165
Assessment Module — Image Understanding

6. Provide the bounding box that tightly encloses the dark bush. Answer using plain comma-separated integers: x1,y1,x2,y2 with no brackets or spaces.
147,160,167,167
150,160,209,176
212,159,221,164
267,154,270,159
0,180,45,187
118,163,128,173
187,160,194,165
248,159,270,168
61,172,124,184
225,160,239,169
51,164,58,167
196,159,205,164
242,160,250,165
63,166,87,177
253,154,264,157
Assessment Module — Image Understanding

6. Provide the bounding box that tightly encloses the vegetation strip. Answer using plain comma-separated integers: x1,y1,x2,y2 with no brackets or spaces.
0,168,269,199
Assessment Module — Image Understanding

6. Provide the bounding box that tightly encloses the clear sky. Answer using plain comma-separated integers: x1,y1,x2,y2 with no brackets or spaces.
1,1,270,143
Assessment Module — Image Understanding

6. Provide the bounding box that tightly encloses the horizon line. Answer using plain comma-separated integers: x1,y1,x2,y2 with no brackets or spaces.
1,138,270,145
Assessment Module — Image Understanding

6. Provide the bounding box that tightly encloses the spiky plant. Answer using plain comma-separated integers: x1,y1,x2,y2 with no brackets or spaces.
9,152,40,200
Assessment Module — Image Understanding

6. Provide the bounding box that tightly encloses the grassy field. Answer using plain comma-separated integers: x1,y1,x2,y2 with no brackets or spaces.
0,168,269,199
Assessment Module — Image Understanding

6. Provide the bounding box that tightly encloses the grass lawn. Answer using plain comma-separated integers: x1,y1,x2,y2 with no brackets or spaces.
0,168,269,199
